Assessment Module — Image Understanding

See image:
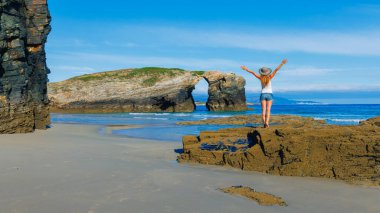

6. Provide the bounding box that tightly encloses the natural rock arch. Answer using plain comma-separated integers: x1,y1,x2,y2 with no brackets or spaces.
48,69,247,113
142,71,248,112
201,71,247,111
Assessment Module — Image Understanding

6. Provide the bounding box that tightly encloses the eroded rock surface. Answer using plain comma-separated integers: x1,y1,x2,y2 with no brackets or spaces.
219,186,287,206
178,115,380,186
0,0,51,133
203,71,247,111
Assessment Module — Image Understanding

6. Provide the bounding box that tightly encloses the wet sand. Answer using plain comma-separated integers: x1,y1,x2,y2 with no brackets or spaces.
0,124,379,213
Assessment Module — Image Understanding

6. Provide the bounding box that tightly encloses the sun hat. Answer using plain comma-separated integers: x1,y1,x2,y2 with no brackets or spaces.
259,67,272,76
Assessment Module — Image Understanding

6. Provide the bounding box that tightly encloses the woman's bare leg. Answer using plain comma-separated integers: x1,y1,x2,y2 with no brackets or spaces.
265,100,273,126
261,100,266,126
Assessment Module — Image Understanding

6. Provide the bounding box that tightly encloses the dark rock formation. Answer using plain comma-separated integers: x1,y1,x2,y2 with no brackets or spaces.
178,115,380,186
48,69,248,113
203,71,247,111
0,0,51,133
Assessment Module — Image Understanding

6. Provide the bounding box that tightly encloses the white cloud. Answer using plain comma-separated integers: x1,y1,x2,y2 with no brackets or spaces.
119,26,380,56
50,25,380,56
49,53,341,78
104,40,138,48
197,31,380,56
72,39,92,47
50,65,96,74
48,38,96,48
47,52,380,92
49,52,264,71
245,85,380,93
256,84,380,92
281,67,340,77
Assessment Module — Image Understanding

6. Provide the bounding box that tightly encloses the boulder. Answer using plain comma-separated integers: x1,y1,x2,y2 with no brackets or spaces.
203,71,247,111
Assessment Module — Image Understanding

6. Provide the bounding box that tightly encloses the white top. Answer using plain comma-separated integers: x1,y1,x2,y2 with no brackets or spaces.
261,81,272,94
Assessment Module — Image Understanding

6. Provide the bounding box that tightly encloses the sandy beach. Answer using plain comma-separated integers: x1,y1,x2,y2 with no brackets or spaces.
0,124,379,213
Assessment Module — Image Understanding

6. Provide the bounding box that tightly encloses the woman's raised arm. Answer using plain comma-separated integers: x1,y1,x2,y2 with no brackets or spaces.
241,65,260,79
269,59,287,79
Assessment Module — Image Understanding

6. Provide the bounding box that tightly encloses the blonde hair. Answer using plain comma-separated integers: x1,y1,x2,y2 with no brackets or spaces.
260,75,271,86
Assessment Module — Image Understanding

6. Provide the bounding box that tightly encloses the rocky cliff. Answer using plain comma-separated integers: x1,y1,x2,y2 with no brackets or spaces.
48,68,247,113
0,0,51,133
49,68,203,113
178,115,380,186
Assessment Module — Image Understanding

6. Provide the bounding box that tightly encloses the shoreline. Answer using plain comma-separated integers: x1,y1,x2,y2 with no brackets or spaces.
0,124,379,212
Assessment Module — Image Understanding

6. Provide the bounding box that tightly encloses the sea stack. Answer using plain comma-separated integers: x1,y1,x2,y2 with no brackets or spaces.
0,0,51,133
203,71,247,111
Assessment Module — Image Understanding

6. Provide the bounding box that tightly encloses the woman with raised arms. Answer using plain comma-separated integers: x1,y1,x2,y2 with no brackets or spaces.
241,59,288,128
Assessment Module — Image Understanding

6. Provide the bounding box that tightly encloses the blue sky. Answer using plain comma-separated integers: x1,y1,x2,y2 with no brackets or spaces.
47,0,380,98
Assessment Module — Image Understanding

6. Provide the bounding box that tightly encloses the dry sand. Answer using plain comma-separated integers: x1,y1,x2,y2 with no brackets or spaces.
0,124,379,213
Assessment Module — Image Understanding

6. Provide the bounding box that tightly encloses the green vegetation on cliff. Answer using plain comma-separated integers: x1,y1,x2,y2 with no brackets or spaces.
131,67,185,76
69,67,194,86
190,71,206,76
68,67,203,86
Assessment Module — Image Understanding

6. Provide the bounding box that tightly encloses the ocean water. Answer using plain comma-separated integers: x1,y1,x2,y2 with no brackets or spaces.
51,104,380,142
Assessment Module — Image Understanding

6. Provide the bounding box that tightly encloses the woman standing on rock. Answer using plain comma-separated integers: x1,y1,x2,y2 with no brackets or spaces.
241,59,287,128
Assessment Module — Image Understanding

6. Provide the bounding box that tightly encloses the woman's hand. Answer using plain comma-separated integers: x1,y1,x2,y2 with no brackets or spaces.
241,65,248,71
270,59,287,78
